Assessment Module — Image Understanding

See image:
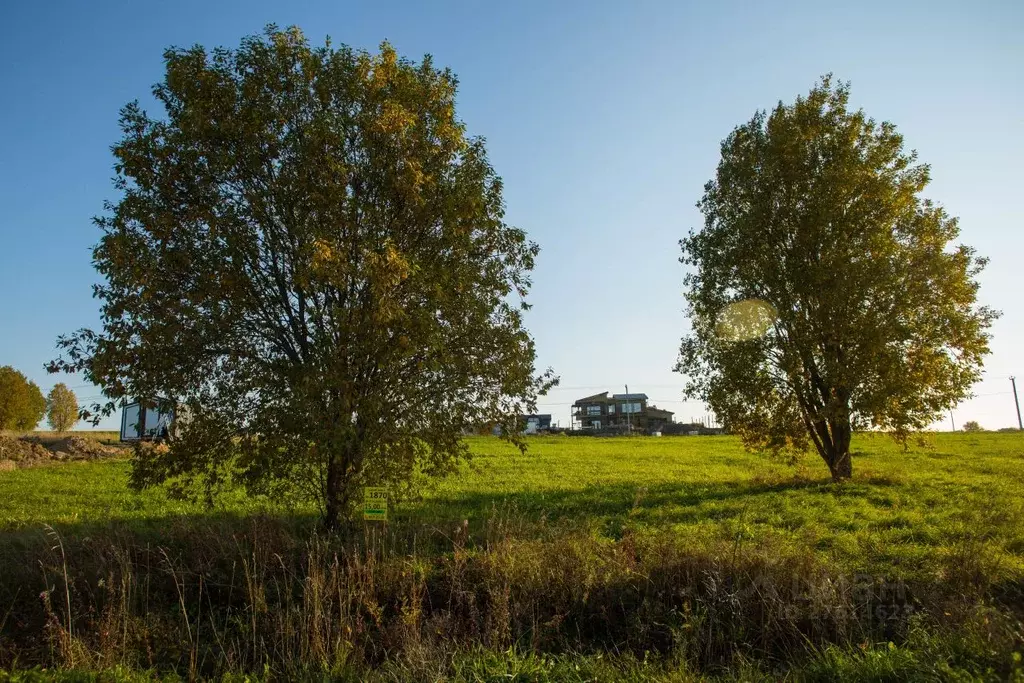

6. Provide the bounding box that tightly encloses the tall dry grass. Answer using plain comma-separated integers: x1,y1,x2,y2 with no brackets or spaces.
2,508,1019,680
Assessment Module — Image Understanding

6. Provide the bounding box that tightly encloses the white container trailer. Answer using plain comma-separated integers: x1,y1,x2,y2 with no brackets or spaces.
120,400,175,442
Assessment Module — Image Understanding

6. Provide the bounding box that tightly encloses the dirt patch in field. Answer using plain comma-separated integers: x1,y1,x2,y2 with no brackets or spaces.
0,434,126,469
48,435,121,458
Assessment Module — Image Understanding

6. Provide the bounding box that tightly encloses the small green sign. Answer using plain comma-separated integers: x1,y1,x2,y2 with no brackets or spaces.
363,487,388,521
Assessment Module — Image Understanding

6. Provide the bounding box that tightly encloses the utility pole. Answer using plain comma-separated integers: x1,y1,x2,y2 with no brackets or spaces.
949,410,955,432
1012,376,1023,430
625,384,631,435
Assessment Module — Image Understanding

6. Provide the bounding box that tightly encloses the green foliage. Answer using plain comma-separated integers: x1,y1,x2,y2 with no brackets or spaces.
0,366,46,431
45,383,79,433
962,420,983,432
676,76,997,480
48,26,554,527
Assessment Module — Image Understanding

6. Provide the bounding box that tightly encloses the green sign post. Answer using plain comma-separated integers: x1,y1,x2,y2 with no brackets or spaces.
363,487,388,521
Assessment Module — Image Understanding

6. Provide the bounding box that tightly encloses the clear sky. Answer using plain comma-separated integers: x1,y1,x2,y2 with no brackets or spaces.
1,0,1021,432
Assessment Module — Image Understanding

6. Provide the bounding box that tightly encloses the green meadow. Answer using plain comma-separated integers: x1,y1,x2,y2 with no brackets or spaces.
1,433,1023,680
3,433,1023,581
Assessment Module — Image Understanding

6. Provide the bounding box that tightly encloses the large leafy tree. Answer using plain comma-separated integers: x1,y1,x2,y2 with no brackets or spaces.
50,26,555,527
46,383,79,433
0,366,47,431
676,77,996,480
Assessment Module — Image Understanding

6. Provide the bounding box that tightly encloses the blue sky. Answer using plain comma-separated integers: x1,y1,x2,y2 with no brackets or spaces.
1,0,1021,431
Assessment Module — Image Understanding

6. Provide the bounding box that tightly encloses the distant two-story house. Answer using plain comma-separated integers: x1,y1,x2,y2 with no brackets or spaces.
572,392,674,433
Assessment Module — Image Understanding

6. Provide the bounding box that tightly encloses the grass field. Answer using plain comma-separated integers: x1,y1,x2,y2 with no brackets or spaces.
1,433,1023,680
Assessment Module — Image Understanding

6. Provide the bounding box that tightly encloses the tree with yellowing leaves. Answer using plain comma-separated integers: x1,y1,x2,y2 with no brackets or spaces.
46,383,79,433
676,77,997,481
0,366,46,431
50,26,555,527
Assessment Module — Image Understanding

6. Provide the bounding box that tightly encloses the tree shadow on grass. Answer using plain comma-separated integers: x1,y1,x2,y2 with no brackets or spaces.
0,471,904,556
0,470,909,618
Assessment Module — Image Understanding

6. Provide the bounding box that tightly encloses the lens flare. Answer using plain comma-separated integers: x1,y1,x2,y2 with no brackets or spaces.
715,299,777,341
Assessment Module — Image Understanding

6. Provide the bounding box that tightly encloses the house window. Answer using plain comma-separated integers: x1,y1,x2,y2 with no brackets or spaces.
586,405,601,416
608,404,615,414
622,402,642,414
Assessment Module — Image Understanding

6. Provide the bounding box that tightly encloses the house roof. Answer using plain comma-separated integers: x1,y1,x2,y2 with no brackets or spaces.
576,391,659,404
573,392,609,405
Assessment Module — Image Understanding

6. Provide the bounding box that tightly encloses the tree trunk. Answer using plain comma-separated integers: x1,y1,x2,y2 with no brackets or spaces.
827,448,852,481
323,437,359,530
324,453,343,530
825,417,853,482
